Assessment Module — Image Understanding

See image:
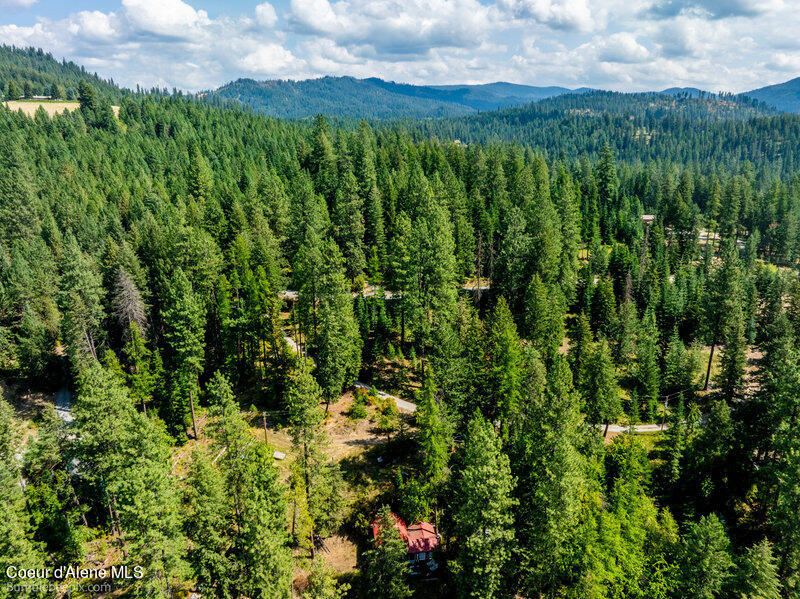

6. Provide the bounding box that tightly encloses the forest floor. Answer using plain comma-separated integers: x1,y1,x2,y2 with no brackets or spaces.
283,389,418,594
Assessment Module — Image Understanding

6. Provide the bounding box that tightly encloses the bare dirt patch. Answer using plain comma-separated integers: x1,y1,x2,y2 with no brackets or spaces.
323,391,388,461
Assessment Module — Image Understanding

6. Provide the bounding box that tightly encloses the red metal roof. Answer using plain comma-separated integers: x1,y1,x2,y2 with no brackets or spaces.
372,512,438,554
406,521,439,553
372,512,408,543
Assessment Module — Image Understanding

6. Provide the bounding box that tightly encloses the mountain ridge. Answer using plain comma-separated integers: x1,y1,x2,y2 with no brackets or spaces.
740,77,800,112
2,45,799,119
203,74,800,119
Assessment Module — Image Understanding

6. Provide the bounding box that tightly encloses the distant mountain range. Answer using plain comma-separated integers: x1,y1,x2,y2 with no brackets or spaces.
3,45,799,120
202,76,595,119
742,77,800,112
203,75,800,120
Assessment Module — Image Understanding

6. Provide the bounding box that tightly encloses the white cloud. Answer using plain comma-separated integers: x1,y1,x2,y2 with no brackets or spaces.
499,0,596,32
596,32,650,63
121,0,209,38
237,44,302,74
68,11,117,42
288,0,498,57
255,2,279,28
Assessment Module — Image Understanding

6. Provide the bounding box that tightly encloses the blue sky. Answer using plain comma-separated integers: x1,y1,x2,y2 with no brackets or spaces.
1,0,798,93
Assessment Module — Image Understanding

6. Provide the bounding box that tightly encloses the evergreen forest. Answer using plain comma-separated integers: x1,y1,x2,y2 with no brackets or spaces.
3,46,800,599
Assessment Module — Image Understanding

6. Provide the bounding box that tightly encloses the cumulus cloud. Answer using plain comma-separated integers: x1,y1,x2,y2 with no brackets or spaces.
596,32,650,63
255,2,279,28
68,11,117,42
237,44,301,73
288,0,498,57
498,0,596,32
121,0,210,39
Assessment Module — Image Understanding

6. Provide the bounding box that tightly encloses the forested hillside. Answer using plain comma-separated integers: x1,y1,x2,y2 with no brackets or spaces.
415,90,800,175
0,45,127,102
205,76,470,118
742,77,800,112
3,73,800,599
204,76,586,118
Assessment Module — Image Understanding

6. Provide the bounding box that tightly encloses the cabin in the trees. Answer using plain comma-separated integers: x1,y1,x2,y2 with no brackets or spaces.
372,512,440,575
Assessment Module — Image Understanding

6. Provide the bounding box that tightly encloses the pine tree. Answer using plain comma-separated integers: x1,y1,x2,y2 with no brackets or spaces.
663,394,686,485
315,239,362,405
73,364,188,597
524,159,562,285
486,297,525,426
614,298,638,365
412,193,458,329
6,80,20,100
122,322,155,414
569,310,594,391
415,371,453,489
23,405,86,561
58,235,105,370
636,312,661,421
585,339,622,436
592,276,617,339
680,514,733,599
771,422,800,593
362,505,412,599
364,185,386,276
513,356,587,596
183,449,232,599
553,166,582,302
452,414,516,599
187,146,214,206
387,211,416,345
332,167,366,280
162,267,204,436
112,267,148,335
702,237,742,390
303,556,350,599
0,394,46,597
524,274,565,363
206,371,292,597
236,445,293,599
310,116,338,202
495,208,532,308
595,143,620,240
733,540,781,599
715,292,747,403
0,135,40,243
285,368,345,554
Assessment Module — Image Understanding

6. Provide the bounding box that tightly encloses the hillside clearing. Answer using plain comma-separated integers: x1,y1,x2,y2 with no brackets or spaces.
3,100,120,118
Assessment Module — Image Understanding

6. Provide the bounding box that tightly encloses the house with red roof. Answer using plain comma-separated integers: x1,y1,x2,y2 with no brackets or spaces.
371,512,440,575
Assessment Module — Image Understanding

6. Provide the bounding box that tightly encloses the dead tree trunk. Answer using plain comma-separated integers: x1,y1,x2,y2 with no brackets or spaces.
704,341,716,391
189,387,198,439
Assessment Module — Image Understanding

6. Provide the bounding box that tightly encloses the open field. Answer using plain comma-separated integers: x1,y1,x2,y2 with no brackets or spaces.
3,100,120,117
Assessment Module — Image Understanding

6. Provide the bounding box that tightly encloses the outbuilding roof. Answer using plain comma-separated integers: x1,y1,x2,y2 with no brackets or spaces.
406,521,439,553
372,512,439,554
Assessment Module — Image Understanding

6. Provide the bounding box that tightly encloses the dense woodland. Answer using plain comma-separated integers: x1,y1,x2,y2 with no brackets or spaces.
205,77,585,119
0,46,126,103
205,76,471,119
3,47,800,599
415,91,800,176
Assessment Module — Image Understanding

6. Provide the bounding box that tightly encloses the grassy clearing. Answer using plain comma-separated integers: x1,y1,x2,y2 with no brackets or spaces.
3,100,120,118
